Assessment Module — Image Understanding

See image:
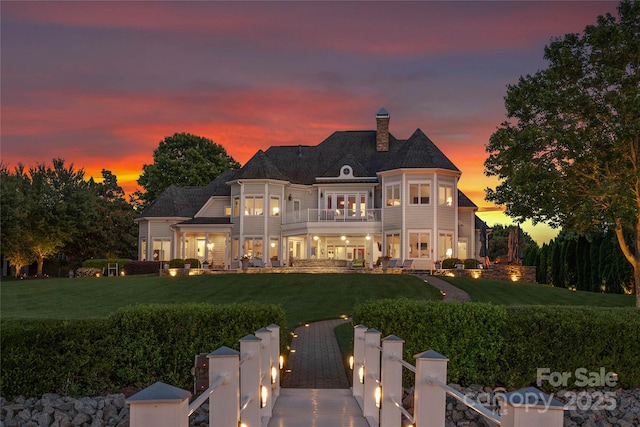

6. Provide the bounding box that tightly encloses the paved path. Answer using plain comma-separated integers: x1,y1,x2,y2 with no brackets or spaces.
281,318,351,388
413,274,471,302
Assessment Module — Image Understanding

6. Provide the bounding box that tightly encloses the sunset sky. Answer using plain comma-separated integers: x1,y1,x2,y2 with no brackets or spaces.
1,1,620,244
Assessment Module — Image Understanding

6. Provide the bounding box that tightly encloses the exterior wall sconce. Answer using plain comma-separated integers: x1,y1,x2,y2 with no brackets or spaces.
348,355,354,370
358,366,365,384
369,190,373,198
279,355,284,369
288,194,292,201
320,191,323,198
271,366,277,384
375,386,382,408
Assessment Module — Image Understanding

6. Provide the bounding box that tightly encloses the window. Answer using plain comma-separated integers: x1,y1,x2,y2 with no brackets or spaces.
386,184,401,206
293,200,301,221
408,232,431,258
270,197,280,216
152,239,170,262
438,233,454,260
233,197,240,216
385,233,400,258
224,206,231,216
439,185,453,206
140,239,147,261
409,183,430,205
245,196,263,215
244,238,263,259
233,238,239,260
269,238,279,260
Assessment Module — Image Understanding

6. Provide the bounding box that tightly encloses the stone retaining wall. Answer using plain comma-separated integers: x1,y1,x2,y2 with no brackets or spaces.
436,265,537,283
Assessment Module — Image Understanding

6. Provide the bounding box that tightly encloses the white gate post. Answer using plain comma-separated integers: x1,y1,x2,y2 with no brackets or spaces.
255,327,273,417
381,335,404,427
127,382,190,427
267,324,281,399
240,334,262,427
414,350,448,427
208,346,240,427
498,387,565,427
352,324,367,404
363,328,381,426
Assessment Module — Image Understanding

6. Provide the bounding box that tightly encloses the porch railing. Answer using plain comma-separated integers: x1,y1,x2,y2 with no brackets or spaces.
352,324,566,427
284,208,381,224
127,324,280,427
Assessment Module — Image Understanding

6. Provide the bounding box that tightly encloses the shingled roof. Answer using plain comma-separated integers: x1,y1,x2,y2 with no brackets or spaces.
139,125,464,218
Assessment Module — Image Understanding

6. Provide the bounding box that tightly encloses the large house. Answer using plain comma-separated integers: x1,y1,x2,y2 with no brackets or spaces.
135,109,483,270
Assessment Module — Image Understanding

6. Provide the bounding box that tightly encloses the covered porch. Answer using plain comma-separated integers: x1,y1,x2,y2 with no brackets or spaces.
171,218,233,269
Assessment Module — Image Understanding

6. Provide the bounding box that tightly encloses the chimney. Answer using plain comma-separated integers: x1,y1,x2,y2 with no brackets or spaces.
376,108,390,152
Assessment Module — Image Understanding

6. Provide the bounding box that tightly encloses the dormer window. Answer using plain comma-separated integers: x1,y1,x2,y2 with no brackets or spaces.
340,165,352,178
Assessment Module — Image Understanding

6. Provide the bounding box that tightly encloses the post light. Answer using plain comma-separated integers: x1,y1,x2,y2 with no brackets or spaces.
279,355,284,370
349,355,354,370
271,366,277,384
358,366,365,384
260,385,268,408
375,386,382,408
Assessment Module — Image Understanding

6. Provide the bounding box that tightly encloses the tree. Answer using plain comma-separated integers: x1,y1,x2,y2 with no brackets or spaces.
135,133,241,207
486,224,538,263
484,0,640,306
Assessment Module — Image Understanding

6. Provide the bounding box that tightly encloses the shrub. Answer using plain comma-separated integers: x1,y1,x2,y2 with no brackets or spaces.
353,299,506,385
500,306,640,390
353,300,640,390
184,258,200,268
442,258,462,269
169,258,185,268
463,258,478,269
0,303,286,398
123,261,162,275
0,319,116,398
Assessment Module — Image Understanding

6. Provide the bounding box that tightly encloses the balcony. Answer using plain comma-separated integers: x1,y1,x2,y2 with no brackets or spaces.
284,209,381,224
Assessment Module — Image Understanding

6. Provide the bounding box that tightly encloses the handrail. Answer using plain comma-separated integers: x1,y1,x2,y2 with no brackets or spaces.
427,376,501,425
188,374,226,417
239,394,252,413
390,397,415,424
390,354,416,373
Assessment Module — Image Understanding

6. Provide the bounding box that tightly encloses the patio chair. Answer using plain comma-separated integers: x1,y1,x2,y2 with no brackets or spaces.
271,260,281,268
401,259,413,270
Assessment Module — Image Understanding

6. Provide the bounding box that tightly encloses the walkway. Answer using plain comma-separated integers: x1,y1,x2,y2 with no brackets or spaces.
414,274,471,302
281,318,351,388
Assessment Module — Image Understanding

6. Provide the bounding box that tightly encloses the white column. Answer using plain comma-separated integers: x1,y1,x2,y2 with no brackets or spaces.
414,350,448,427
239,335,261,427
381,335,404,427
127,382,190,427
255,327,273,417
208,346,240,427
352,324,367,403
363,328,381,426
499,387,565,427
267,324,281,399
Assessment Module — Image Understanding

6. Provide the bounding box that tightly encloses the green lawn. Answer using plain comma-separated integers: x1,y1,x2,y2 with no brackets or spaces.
443,276,635,307
1,273,442,328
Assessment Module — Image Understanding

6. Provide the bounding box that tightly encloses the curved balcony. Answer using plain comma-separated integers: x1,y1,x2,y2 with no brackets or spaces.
284,209,381,224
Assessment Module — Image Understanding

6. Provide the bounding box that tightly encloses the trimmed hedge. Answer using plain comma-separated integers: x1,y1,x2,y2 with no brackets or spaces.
353,299,506,385
442,258,462,269
123,261,162,275
353,300,640,390
1,303,286,399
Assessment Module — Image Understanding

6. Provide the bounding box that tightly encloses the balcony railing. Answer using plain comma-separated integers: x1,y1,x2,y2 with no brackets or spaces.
285,208,381,224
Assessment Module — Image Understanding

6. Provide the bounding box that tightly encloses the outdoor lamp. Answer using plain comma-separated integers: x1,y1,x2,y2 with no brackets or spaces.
260,385,268,408
271,366,277,384
279,355,284,369
349,355,354,370
375,386,382,408
358,366,365,384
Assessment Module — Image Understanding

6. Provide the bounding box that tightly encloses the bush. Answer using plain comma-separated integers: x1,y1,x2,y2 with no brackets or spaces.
123,261,162,275
184,258,200,268
0,319,116,398
353,300,640,389
353,299,506,385
0,303,286,398
169,258,185,268
442,258,462,269
463,258,478,269
500,306,640,390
